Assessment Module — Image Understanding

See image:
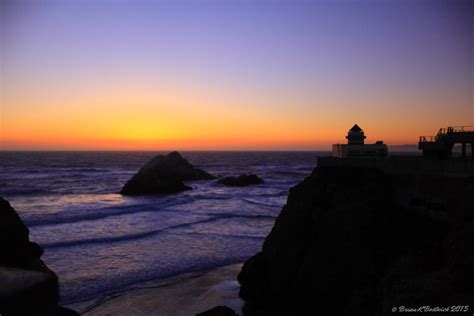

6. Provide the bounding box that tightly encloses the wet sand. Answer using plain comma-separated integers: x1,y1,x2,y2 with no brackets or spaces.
68,263,244,316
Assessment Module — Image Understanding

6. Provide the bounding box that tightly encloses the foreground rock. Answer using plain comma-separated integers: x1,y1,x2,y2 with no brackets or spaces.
217,174,263,187
120,151,215,195
238,166,474,315
0,197,79,316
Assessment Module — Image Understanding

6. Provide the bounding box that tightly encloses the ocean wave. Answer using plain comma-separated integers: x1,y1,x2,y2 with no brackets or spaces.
177,231,267,240
269,170,310,177
62,254,255,305
189,193,231,201
254,190,288,198
0,187,48,196
71,168,111,173
41,217,217,249
24,197,194,227
243,198,281,208
2,169,44,174
5,167,110,175
208,213,276,220
41,213,274,249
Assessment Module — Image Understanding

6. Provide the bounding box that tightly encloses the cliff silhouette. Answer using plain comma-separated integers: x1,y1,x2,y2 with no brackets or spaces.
238,166,474,315
0,198,79,315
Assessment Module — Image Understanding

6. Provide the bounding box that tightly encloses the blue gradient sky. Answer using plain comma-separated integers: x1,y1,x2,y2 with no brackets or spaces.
1,0,473,150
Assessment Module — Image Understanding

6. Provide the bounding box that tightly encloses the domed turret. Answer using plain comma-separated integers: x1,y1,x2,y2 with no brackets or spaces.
332,124,387,158
346,124,366,145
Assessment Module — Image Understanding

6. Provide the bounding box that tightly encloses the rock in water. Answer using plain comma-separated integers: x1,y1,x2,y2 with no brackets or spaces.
0,197,79,316
217,174,263,187
120,151,215,195
238,166,474,315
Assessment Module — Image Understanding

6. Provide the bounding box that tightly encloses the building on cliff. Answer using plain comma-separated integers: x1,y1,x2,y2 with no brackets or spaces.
419,126,474,160
332,124,388,158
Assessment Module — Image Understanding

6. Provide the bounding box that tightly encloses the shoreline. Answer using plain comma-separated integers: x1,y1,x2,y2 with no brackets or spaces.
68,263,244,315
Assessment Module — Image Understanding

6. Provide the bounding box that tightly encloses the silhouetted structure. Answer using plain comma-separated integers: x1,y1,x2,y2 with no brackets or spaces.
322,124,474,176
333,124,388,158
419,126,474,160
346,124,366,144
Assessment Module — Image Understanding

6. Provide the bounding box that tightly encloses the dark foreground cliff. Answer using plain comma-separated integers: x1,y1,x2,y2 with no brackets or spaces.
0,197,78,316
238,166,474,315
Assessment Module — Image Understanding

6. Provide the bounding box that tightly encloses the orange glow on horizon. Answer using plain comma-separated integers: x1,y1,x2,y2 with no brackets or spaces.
1,76,470,151
0,119,427,151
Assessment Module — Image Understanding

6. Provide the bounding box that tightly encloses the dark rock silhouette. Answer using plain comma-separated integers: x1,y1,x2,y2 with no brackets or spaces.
120,151,215,195
238,166,474,315
196,305,237,316
217,174,263,187
0,197,79,316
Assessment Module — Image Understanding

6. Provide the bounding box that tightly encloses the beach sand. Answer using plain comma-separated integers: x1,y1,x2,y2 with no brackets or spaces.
68,263,244,316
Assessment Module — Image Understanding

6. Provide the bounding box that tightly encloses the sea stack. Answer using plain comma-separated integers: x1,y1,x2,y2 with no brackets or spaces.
238,166,474,315
0,197,78,315
120,151,215,195
217,174,264,187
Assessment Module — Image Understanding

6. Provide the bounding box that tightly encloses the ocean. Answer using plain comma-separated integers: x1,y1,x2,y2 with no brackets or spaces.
0,151,321,306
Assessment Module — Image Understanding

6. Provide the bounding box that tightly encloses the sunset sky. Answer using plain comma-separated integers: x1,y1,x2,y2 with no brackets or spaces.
1,0,472,150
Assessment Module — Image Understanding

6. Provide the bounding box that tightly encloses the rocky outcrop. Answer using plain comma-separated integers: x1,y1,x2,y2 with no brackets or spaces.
0,197,79,316
238,167,474,315
120,151,215,195
217,174,263,187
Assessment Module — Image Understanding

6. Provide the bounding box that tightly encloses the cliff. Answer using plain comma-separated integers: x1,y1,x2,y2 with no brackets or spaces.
238,166,474,315
0,197,78,316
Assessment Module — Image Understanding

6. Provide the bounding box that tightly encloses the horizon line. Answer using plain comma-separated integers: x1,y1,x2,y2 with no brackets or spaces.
0,145,420,153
